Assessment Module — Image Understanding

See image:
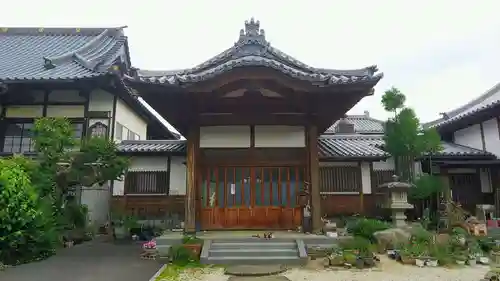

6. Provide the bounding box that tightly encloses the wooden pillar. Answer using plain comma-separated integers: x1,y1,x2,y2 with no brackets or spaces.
491,167,500,217
185,127,199,233
307,125,321,232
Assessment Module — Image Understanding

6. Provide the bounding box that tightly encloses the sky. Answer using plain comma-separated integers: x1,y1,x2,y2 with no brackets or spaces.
3,0,500,130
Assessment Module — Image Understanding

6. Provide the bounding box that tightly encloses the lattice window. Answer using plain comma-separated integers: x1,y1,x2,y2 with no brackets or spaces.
319,166,362,193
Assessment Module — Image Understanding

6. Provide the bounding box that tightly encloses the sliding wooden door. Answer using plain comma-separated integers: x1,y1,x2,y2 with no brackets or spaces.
199,166,303,229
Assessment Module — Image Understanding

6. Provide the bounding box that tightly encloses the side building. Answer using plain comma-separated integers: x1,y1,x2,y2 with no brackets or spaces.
0,27,177,224
425,82,500,216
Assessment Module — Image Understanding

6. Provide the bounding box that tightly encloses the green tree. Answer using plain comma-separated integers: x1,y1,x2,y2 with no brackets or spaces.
33,118,129,200
381,88,442,182
0,157,58,265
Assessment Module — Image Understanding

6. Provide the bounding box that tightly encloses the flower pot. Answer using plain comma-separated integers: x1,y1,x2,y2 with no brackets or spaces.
400,256,416,265
183,244,202,258
478,256,490,265
114,226,129,240
427,259,438,267
492,252,500,265
467,259,476,266
415,258,425,267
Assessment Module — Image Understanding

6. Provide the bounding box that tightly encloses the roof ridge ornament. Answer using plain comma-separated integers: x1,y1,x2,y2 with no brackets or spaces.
236,18,268,46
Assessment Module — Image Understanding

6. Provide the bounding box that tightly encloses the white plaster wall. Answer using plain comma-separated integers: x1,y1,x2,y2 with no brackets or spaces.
454,124,483,150
112,156,187,196
170,156,187,195
483,118,500,156
200,126,251,148
80,183,109,225
128,156,169,171
88,89,114,112
254,126,305,147
360,162,372,194
373,158,395,171
114,98,147,141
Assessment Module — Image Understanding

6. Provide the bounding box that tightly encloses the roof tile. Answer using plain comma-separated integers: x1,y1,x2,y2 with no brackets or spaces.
118,140,186,153
130,19,383,87
117,137,492,159
0,27,126,81
326,115,385,134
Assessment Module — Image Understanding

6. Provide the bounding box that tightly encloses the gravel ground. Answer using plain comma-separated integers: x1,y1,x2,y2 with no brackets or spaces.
175,259,490,281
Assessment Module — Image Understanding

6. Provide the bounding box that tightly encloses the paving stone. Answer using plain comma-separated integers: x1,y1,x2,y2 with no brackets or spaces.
227,276,290,281
225,265,287,276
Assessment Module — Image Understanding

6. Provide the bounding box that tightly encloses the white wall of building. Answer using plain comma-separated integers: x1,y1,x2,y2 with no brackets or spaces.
112,156,187,196
114,99,148,141
199,125,306,148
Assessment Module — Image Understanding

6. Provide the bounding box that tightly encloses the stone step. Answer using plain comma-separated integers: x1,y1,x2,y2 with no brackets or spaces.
211,238,296,244
210,242,296,250
209,248,298,258
203,256,304,265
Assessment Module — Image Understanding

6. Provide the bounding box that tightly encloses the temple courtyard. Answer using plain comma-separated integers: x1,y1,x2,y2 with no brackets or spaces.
168,258,489,281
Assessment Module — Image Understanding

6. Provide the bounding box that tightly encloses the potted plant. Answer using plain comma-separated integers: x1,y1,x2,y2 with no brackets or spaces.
111,212,138,240
400,244,419,265
181,235,203,258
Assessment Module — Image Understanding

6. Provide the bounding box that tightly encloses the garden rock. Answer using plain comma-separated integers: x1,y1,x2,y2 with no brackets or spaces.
373,228,410,252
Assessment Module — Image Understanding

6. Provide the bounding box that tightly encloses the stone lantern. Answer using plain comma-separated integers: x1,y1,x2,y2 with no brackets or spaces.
379,175,414,227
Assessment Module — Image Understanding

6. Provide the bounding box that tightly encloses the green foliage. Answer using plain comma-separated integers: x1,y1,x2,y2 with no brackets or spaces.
381,87,443,179
64,203,88,229
409,174,442,200
347,218,391,242
0,158,58,265
1,117,130,264
381,87,406,113
182,235,203,245
169,245,200,266
339,236,373,256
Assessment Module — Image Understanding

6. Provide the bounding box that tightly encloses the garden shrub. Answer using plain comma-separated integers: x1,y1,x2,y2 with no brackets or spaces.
0,158,58,265
169,245,200,266
339,236,373,256
347,218,391,242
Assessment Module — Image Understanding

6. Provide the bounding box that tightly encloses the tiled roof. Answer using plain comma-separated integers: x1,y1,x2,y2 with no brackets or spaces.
325,114,384,134
318,135,494,159
437,142,494,157
116,137,493,159
118,140,186,153
0,27,128,81
425,82,500,129
318,136,387,159
129,18,383,87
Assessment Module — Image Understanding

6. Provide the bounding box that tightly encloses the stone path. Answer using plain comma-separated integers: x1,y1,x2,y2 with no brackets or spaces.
0,240,161,281
228,276,290,281
225,265,287,276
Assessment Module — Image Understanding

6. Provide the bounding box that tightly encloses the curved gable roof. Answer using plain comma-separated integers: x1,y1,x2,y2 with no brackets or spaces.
132,18,383,87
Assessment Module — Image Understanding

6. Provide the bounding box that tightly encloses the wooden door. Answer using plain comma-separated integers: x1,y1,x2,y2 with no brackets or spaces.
199,166,303,230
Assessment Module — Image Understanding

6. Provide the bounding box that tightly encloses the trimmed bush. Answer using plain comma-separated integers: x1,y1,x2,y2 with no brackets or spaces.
0,158,58,265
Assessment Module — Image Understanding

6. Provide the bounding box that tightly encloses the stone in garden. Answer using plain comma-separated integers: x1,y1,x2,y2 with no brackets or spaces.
225,265,287,276
304,257,329,270
373,228,410,252
227,277,291,281
434,233,450,245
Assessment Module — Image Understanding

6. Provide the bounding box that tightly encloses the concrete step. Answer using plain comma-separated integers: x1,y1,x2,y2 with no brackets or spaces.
204,256,304,265
209,248,298,258
210,242,296,250
211,238,297,243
